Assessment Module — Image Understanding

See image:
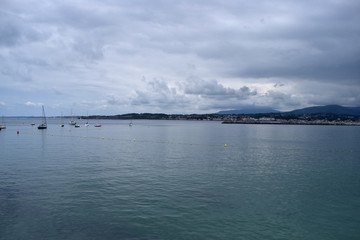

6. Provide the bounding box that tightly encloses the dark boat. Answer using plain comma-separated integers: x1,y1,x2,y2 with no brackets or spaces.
38,106,47,129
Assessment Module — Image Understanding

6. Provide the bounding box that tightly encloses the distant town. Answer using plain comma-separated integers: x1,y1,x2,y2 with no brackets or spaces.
221,115,360,126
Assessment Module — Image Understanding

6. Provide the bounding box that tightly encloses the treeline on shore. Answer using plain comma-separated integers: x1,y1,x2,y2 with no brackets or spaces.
79,112,360,122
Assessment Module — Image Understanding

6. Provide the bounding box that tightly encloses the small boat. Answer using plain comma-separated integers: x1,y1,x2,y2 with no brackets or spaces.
60,112,65,127
69,120,76,125
0,116,6,129
31,123,35,126
85,112,89,127
75,123,80,128
94,124,102,127
69,110,76,125
37,105,47,129
129,120,133,126
38,123,47,129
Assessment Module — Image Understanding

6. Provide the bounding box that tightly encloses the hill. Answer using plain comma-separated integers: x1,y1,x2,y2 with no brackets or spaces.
288,105,360,116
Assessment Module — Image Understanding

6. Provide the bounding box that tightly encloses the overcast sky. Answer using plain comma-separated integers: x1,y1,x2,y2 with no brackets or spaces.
1,0,359,116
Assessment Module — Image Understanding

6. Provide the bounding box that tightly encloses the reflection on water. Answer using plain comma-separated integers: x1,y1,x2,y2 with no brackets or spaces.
40,128,46,156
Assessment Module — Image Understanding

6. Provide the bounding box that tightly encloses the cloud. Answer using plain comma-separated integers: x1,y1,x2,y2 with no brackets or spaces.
106,94,128,106
0,7,44,47
130,78,191,112
128,77,259,112
183,76,257,100
1,0,359,115
261,90,301,110
25,101,43,107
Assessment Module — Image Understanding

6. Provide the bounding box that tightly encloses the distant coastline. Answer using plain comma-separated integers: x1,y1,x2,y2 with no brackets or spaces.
3,105,360,126
76,112,360,126
222,119,360,126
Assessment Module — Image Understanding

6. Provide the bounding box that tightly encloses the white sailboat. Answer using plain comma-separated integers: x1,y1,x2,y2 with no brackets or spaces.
85,112,89,126
37,106,47,129
69,120,76,125
69,110,76,125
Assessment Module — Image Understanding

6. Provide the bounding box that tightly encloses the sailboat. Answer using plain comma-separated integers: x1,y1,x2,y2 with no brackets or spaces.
0,116,6,130
69,110,76,125
60,112,64,127
37,106,47,129
69,120,76,125
85,112,89,126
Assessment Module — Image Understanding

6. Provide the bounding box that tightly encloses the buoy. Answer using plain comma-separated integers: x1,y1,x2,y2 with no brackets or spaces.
17,130,19,134
133,139,136,142
101,137,104,139
224,144,227,147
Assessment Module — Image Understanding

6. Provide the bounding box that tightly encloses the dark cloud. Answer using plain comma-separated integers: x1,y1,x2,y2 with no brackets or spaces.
183,77,257,100
1,0,359,115
262,90,301,110
0,11,42,47
130,79,191,111
128,77,259,113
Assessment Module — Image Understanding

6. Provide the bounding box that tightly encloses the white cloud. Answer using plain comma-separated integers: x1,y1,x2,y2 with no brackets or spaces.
25,101,43,107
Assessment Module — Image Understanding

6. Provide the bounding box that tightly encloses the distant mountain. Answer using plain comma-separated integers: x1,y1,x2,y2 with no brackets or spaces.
217,105,360,116
288,105,360,116
217,107,280,115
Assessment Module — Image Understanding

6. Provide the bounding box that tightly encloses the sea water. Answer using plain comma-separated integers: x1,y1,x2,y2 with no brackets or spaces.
1,119,360,239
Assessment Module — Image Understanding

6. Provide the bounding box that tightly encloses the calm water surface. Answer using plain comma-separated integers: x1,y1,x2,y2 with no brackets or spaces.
1,119,360,239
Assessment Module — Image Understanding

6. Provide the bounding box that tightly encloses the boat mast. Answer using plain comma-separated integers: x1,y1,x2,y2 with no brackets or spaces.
42,105,47,124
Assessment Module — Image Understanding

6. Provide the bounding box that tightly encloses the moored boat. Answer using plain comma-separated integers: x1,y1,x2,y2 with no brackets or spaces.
0,116,6,129
69,120,76,125
38,106,47,129
69,110,76,125
60,112,65,127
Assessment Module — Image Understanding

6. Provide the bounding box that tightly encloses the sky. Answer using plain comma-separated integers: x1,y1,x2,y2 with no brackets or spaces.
1,0,360,116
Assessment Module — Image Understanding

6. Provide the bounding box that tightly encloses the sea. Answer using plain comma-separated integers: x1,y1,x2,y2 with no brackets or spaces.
1,118,360,240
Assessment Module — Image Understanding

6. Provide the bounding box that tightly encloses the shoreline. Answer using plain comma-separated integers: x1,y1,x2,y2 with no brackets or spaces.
222,120,360,126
